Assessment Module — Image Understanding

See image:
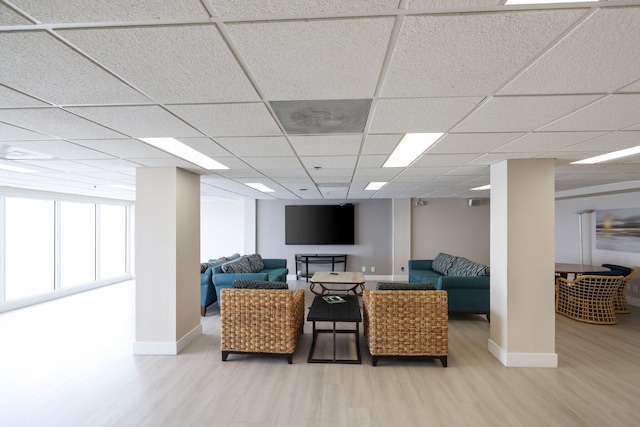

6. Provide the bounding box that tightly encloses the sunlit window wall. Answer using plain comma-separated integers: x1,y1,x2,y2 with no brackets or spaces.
1,193,132,311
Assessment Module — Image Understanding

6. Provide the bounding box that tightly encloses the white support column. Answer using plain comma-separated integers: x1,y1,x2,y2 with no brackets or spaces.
489,159,557,368
134,167,201,355
392,198,412,280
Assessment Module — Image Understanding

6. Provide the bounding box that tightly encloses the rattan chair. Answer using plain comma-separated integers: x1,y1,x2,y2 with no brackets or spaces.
220,288,305,363
363,289,448,367
555,274,623,324
601,264,636,314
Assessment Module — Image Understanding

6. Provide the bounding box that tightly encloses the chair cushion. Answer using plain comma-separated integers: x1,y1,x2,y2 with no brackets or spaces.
602,264,633,277
232,279,289,289
376,282,436,290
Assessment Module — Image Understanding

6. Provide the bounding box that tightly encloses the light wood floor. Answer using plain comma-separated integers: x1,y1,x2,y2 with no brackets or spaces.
1,280,639,427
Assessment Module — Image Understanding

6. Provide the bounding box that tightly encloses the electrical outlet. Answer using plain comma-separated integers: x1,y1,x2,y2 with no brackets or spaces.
362,266,366,272
371,266,375,273
401,266,405,272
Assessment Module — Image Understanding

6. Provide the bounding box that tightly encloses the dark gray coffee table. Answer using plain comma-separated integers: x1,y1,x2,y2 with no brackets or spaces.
307,295,362,364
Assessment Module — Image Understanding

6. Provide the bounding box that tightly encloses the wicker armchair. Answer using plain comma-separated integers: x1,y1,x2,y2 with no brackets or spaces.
363,289,448,367
601,264,636,314
220,288,305,363
555,274,624,324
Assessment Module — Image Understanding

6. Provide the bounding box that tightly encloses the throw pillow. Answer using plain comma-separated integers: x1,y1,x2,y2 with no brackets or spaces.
221,256,253,273
432,252,455,275
245,253,264,273
448,257,490,276
232,280,289,289
376,282,436,290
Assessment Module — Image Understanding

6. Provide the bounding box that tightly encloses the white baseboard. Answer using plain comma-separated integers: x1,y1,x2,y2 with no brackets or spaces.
488,339,558,368
133,323,202,355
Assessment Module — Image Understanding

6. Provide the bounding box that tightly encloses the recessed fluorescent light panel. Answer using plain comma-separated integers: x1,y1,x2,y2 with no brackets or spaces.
246,183,275,193
138,137,228,170
505,0,598,4
383,133,444,168
471,184,491,190
571,146,640,164
0,164,38,173
365,182,387,191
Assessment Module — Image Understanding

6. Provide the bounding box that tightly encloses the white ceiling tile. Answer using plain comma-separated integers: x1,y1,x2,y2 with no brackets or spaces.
620,79,640,93
465,152,541,166
300,156,357,170
215,137,294,157
0,123,51,141
226,18,394,100
12,0,209,22
430,133,524,154
74,158,142,171
0,86,47,107
0,32,150,105
67,106,203,138
242,156,302,170
540,95,640,132
174,138,235,160
444,165,489,176
16,159,107,173
409,1,501,8
69,139,173,159
290,135,362,156
412,153,480,167
266,169,310,178
353,168,400,180
495,131,607,153
7,140,114,160
560,131,640,153
167,103,282,137
211,0,398,17
361,134,403,155
60,25,259,104
371,97,483,133
0,108,125,139
454,95,601,132
212,168,264,178
383,9,584,97
501,7,640,95
397,167,452,177
357,155,388,168
0,4,33,25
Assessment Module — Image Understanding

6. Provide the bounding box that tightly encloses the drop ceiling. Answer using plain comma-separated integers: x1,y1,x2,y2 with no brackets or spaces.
1,0,639,201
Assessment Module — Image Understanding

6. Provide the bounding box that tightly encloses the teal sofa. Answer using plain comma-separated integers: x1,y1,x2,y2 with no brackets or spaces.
409,253,490,321
212,256,288,306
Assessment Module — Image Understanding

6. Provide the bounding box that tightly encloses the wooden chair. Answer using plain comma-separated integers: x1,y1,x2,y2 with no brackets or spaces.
363,289,448,367
220,288,305,363
555,274,623,324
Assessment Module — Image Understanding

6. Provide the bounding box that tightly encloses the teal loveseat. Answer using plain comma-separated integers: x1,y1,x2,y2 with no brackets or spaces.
409,253,490,321
212,255,288,306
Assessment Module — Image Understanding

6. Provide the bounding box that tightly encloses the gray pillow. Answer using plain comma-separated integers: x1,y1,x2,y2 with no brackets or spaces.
376,282,436,291
432,252,455,275
232,280,288,289
221,256,253,273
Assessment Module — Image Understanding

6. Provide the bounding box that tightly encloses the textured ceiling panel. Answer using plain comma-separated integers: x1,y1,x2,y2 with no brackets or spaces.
371,97,484,133
70,139,174,159
495,131,607,153
176,138,238,160
0,4,33,25
430,133,523,154
408,0,501,8
7,140,113,160
453,95,602,132
300,155,358,170
383,9,585,97
0,123,51,141
167,103,282,137
60,25,259,104
68,106,203,138
12,0,209,23
226,18,394,100
242,156,302,170
0,108,125,140
361,134,403,155
289,135,362,156
0,32,150,105
540,95,640,132
215,137,294,157
0,87,47,107
412,153,480,167
500,7,640,95
210,0,398,17
559,131,640,153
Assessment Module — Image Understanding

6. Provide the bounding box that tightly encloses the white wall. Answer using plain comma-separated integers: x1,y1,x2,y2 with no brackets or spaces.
200,200,246,261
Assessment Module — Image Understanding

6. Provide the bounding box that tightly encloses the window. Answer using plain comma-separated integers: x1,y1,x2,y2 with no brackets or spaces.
60,201,96,288
99,204,127,278
4,197,55,301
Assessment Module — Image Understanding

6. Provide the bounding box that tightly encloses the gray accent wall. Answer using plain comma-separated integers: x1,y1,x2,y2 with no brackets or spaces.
256,199,392,275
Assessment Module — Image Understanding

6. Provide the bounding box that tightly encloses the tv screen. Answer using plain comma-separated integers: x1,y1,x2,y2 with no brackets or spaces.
285,204,355,245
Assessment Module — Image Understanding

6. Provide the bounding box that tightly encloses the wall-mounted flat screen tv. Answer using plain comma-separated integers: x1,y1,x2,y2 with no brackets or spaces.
285,204,355,245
